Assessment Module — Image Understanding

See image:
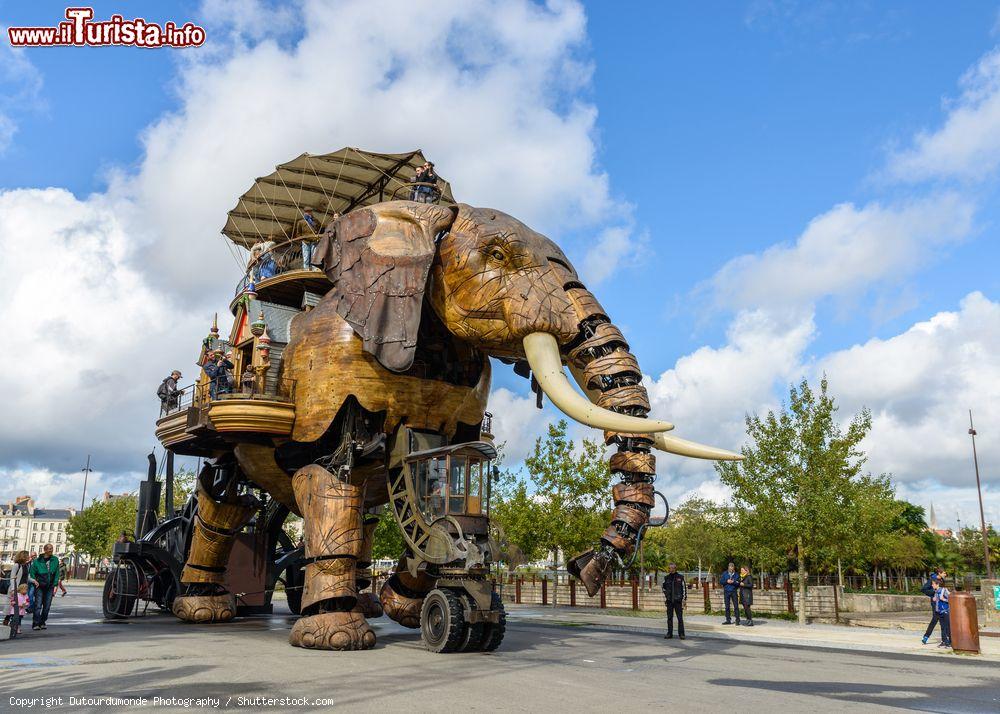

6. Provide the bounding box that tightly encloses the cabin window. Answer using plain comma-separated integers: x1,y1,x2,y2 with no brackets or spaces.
417,457,447,520
449,456,467,514
468,461,483,515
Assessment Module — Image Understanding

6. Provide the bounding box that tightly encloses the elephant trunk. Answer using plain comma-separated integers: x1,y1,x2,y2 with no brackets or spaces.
533,279,659,597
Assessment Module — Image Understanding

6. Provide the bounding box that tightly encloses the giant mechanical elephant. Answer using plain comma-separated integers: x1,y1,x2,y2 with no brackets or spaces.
170,200,739,651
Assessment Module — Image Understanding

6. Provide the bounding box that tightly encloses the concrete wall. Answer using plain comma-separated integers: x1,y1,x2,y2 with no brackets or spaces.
979,579,1000,627
840,592,929,613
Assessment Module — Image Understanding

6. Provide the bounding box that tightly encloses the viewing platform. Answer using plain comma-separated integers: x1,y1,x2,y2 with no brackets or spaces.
155,379,296,457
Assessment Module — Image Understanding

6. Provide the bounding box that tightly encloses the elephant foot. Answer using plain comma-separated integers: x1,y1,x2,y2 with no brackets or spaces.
172,593,236,623
352,592,383,619
289,611,376,651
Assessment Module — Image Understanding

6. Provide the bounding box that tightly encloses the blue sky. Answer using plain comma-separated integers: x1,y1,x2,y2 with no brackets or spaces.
1,1,997,528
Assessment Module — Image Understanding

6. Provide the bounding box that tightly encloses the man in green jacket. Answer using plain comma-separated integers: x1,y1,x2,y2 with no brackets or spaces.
28,544,60,630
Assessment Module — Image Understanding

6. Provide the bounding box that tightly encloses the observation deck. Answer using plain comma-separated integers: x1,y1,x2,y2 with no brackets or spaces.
155,379,296,457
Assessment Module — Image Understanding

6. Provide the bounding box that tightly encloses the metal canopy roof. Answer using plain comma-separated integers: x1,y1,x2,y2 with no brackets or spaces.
221,147,456,248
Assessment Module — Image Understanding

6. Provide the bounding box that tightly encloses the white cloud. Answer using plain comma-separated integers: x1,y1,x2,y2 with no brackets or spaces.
488,387,555,465
0,35,44,154
818,292,1000,491
3,0,638,495
647,308,814,489
0,188,204,475
705,194,974,312
887,47,1000,183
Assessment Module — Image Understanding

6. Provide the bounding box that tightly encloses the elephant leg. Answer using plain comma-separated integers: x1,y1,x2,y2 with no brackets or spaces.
379,558,434,629
288,465,376,651
352,511,383,619
173,482,256,623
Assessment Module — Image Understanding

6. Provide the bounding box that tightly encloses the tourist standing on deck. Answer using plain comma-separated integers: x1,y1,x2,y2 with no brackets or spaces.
420,162,439,202
295,206,323,270
721,562,740,625
28,544,60,631
661,563,686,640
157,370,183,415
739,566,754,626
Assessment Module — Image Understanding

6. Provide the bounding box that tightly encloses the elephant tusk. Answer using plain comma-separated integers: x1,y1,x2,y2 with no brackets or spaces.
651,432,744,461
567,363,743,461
522,332,673,434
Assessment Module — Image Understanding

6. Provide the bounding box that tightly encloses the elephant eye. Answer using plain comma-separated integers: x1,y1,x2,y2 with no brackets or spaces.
489,249,505,262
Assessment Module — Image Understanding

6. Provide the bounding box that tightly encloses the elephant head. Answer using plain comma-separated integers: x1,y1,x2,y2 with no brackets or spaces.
315,199,737,457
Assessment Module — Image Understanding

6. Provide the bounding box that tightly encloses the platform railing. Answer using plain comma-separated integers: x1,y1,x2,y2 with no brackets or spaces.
235,235,325,297
159,376,297,418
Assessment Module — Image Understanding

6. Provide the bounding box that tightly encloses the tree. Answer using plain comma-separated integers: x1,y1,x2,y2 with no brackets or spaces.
646,498,734,577
491,473,546,563
717,377,878,624
524,421,608,573
371,508,405,562
67,495,138,561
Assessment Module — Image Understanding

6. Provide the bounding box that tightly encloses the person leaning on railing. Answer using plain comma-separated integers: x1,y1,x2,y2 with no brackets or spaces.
293,206,323,270
157,370,182,415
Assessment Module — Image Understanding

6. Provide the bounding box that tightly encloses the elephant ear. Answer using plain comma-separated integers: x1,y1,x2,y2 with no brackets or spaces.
314,201,458,372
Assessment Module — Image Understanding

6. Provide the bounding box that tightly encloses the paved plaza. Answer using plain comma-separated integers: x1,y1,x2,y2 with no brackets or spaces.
0,584,998,713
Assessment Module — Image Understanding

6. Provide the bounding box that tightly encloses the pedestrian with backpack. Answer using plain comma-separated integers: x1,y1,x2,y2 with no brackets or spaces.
932,578,952,648
921,568,945,645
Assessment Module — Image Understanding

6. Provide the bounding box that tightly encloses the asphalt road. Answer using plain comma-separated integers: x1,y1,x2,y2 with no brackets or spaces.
0,587,997,713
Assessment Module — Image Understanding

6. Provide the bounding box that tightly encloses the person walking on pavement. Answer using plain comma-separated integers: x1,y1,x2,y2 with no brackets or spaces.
25,551,37,614
28,544,60,631
721,562,741,625
739,566,754,626
921,568,945,644
932,577,952,648
661,563,687,640
5,551,30,638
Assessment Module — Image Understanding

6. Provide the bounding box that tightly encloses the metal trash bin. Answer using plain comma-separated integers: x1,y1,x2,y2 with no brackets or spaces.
949,591,980,654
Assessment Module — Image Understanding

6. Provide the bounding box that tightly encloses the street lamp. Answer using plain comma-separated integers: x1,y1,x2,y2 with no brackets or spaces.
80,455,93,511
968,410,993,580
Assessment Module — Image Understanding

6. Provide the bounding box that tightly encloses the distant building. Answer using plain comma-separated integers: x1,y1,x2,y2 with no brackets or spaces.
0,495,76,562
101,490,131,503
928,503,954,540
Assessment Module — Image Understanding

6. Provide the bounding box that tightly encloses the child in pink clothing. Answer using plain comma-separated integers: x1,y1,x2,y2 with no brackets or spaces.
9,583,29,637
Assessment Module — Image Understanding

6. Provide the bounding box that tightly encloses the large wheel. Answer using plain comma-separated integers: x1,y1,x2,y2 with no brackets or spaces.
102,563,139,619
458,592,485,652
479,591,506,652
420,588,466,653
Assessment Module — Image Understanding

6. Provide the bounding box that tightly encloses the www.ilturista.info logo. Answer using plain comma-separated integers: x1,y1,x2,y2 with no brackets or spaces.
7,7,206,48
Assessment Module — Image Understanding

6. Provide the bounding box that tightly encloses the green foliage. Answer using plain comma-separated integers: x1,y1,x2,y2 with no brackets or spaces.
643,498,734,573
717,377,881,569
66,494,138,559
371,508,405,562
492,420,608,569
955,525,1000,574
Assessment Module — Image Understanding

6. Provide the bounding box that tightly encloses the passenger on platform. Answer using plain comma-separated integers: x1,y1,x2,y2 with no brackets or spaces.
419,162,439,202
661,562,686,640
241,364,257,396
720,562,740,625
157,370,183,415
293,206,323,270
250,237,278,281
225,351,237,391
204,351,234,399
28,544,60,631
739,566,754,626
409,164,427,201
